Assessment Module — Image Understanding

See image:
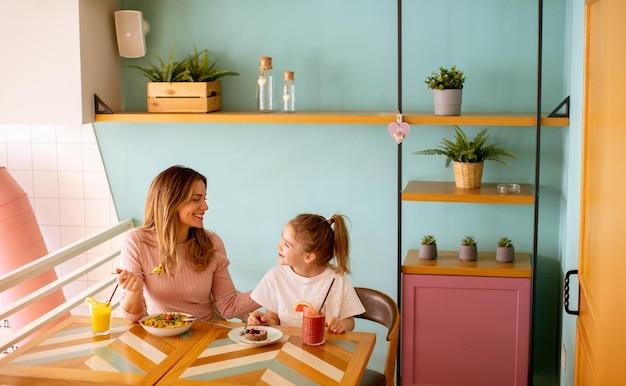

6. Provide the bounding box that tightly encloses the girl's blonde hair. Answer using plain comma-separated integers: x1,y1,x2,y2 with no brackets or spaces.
289,213,351,275
141,165,215,274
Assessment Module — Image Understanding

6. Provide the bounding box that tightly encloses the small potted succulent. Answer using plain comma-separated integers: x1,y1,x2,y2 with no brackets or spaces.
459,235,478,261
496,237,515,263
424,65,466,116
419,234,438,260
412,125,516,189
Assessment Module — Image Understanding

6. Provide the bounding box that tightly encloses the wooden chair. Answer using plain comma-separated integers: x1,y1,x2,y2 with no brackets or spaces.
354,287,400,386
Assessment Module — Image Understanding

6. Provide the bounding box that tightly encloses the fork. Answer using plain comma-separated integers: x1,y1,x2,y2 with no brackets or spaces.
243,316,249,332
179,316,235,330
207,321,235,330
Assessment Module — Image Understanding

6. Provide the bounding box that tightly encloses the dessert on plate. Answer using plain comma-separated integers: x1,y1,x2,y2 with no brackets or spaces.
244,327,268,341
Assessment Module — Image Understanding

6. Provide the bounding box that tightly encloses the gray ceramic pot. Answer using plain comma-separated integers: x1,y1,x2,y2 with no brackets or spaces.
459,245,477,261
496,246,515,263
419,244,438,260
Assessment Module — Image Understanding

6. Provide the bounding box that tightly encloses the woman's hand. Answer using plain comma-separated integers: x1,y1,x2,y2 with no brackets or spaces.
115,268,143,292
115,268,145,315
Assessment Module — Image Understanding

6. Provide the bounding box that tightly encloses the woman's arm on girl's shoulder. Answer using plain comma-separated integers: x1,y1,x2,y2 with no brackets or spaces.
208,232,259,319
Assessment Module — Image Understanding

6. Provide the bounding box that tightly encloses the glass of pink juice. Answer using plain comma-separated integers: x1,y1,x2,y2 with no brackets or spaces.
302,304,325,346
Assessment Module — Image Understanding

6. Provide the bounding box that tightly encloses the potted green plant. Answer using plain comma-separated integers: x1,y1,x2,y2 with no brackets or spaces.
459,235,477,261
412,125,517,189
419,234,438,260
424,65,466,116
129,47,239,113
496,237,515,263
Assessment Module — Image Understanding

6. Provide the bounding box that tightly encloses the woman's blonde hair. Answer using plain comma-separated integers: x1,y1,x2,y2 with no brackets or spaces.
141,165,215,274
289,213,351,275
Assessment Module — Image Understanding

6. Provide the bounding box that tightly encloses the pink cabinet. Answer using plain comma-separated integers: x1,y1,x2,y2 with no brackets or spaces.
401,250,531,386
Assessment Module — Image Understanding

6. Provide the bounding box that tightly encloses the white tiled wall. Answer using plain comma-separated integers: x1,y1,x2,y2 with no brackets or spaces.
0,123,122,332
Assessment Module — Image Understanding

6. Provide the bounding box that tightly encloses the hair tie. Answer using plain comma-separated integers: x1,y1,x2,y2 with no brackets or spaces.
326,218,333,225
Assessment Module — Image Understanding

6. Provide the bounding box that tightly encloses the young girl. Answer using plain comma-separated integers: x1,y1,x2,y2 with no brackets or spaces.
248,213,365,333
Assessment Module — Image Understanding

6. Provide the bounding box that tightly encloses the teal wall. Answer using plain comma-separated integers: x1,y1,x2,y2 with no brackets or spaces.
95,0,569,382
560,1,584,385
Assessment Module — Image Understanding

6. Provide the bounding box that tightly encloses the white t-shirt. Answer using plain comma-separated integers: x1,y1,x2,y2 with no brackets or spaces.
250,265,365,327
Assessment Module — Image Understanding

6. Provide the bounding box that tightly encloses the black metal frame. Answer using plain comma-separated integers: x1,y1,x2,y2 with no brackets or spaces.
395,0,403,382
394,1,556,385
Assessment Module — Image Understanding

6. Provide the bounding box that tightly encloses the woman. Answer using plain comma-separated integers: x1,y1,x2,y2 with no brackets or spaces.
116,165,258,322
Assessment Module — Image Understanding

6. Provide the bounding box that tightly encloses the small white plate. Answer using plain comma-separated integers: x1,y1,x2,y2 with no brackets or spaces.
228,326,283,346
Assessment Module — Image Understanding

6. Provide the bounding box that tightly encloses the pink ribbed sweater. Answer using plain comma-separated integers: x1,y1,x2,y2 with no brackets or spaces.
119,228,258,322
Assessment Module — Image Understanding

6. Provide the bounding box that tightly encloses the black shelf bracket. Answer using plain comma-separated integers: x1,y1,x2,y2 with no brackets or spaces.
548,96,570,118
94,94,113,114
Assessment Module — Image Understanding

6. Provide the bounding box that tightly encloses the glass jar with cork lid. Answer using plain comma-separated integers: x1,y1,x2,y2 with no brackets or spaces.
282,71,296,113
257,56,275,112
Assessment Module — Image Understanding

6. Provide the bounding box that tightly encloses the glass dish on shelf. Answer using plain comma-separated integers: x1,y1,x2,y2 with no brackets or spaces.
497,183,521,194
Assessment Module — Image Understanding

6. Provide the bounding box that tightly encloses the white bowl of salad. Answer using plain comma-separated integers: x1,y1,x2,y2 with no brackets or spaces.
139,312,195,337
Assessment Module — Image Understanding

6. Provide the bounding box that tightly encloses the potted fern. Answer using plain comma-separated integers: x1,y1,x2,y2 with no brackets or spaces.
459,235,478,261
424,65,465,116
496,237,515,263
419,234,438,260
412,125,517,189
130,47,239,113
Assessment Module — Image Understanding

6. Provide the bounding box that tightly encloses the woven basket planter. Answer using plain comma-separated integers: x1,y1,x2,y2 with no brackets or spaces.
453,161,484,189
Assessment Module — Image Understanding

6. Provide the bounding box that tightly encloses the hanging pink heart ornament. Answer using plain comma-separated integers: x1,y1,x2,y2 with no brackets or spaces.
388,121,410,144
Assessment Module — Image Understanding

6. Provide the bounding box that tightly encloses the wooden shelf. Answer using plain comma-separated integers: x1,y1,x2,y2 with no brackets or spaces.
96,111,396,124
402,249,532,278
95,110,569,126
403,111,568,127
402,181,534,204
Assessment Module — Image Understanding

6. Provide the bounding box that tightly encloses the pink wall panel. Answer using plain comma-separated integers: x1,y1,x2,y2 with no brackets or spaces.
402,274,530,386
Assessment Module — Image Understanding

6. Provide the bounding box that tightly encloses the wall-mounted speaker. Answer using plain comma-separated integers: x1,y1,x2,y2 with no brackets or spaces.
114,10,148,58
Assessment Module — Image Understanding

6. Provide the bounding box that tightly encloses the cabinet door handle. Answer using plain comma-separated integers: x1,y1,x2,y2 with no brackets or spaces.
564,269,579,316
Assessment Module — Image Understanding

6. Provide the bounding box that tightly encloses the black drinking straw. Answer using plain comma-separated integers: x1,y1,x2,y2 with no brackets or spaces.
319,278,335,314
106,284,119,307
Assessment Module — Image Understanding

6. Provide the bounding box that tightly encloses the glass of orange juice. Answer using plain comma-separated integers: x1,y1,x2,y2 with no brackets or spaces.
302,303,325,346
88,301,111,335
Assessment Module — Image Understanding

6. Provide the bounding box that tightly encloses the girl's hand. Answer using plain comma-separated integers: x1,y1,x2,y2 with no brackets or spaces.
326,316,346,334
326,316,355,334
247,311,268,326
115,268,143,293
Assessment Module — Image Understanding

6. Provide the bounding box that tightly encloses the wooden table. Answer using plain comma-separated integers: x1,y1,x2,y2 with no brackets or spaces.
0,316,376,385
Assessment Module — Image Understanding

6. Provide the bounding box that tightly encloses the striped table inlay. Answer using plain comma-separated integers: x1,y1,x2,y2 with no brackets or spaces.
158,326,372,386
0,317,375,386
0,316,218,385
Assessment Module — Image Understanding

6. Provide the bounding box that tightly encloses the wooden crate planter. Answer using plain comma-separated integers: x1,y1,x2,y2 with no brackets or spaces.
147,81,221,113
